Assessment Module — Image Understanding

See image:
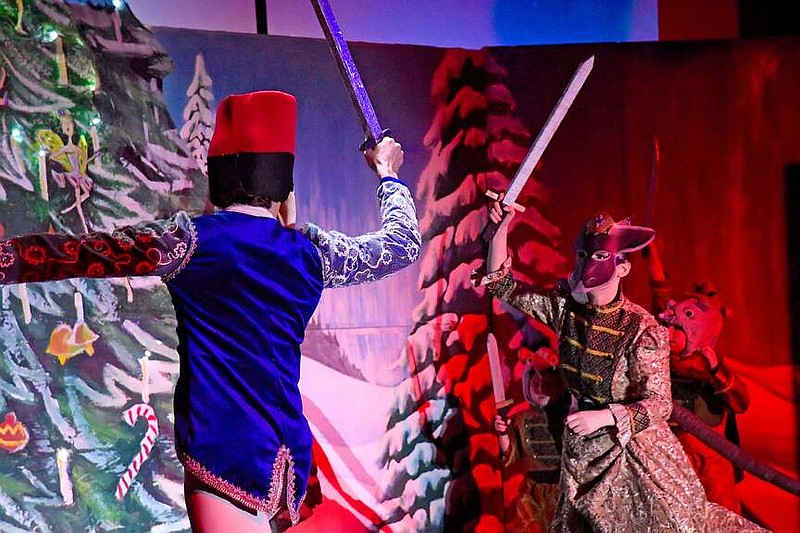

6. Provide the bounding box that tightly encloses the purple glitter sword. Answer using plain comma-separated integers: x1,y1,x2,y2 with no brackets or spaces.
310,0,389,150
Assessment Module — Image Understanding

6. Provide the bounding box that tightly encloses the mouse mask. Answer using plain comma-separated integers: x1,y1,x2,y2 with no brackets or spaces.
568,213,655,302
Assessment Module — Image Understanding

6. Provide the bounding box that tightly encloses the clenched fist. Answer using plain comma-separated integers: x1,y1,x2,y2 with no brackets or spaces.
364,137,403,179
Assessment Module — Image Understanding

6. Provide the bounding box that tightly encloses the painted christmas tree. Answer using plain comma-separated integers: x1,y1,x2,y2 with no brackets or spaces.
180,53,214,177
378,49,568,532
0,1,205,531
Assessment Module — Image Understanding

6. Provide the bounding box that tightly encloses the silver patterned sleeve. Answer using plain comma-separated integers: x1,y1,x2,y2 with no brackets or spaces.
300,178,421,289
482,267,564,330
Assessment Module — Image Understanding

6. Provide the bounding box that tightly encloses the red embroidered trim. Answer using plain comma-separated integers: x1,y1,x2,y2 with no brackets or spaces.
179,445,302,525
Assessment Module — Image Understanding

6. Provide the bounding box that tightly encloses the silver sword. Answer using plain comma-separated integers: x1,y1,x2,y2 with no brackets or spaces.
483,55,595,241
487,333,513,418
310,0,389,150
645,135,660,227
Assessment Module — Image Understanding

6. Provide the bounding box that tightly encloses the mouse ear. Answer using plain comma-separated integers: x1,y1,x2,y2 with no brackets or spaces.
609,223,656,254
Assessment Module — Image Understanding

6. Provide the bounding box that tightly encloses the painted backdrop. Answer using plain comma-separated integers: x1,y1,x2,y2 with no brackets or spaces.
0,1,797,532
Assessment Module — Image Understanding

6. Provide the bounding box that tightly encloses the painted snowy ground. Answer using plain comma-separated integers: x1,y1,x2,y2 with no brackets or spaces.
298,357,402,531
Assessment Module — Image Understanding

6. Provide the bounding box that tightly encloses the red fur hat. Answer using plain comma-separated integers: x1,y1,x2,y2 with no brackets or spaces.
207,91,297,207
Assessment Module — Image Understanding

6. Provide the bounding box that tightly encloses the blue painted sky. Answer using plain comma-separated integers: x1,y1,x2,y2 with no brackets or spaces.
128,0,658,48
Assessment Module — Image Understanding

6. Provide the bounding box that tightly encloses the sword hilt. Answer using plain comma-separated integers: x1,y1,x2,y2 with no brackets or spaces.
359,129,392,152
496,399,514,419
481,190,525,242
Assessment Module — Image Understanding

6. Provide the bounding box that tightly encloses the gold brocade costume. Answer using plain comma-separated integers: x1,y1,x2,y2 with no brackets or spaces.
486,271,766,533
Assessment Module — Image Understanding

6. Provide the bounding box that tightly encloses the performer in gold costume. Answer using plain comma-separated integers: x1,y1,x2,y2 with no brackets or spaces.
480,201,765,532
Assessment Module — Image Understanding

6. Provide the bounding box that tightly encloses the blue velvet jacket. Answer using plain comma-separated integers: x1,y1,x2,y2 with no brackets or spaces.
0,179,420,524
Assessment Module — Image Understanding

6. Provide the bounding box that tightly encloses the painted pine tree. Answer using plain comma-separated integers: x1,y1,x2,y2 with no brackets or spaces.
378,49,567,532
180,53,214,177
0,1,205,531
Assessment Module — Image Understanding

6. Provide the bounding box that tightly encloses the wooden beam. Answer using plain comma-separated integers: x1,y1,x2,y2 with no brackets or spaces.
255,0,268,35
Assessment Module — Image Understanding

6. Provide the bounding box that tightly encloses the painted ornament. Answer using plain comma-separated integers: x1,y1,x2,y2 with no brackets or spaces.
139,350,151,403
56,448,74,506
46,293,99,365
55,35,69,85
9,127,26,174
15,0,28,35
0,412,30,453
18,283,31,324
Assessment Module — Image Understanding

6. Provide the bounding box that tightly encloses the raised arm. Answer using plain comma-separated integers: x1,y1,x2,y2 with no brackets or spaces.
481,266,561,329
300,137,421,289
479,198,561,329
0,211,195,285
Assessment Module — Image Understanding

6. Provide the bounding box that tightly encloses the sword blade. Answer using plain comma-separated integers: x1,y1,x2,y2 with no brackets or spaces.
487,333,506,404
502,55,595,207
645,135,660,227
310,0,384,147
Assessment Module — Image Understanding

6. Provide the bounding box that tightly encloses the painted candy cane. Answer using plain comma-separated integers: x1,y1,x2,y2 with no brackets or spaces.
116,403,159,501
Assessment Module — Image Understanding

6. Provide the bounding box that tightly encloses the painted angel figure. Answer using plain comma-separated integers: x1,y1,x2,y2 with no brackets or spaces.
37,111,96,232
